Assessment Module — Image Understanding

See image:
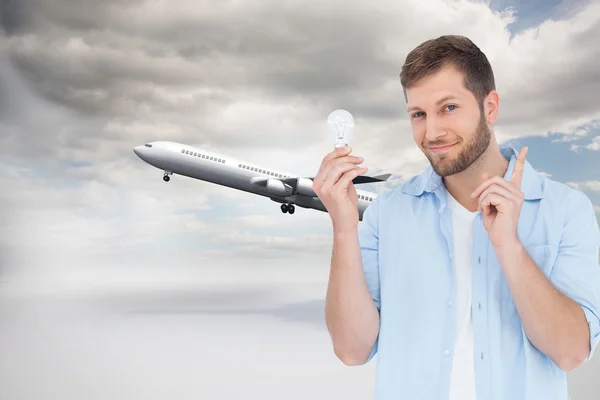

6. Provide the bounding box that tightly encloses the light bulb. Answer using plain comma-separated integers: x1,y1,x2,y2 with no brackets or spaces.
327,109,355,149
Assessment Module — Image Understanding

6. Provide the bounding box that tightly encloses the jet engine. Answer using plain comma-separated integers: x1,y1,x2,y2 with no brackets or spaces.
266,179,293,197
295,178,317,197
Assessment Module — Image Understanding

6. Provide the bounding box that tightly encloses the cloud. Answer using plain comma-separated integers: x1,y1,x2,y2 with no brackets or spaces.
2,0,600,274
585,135,600,150
3,0,600,154
1,2,599,398
567,180,600,193
551,123,597,143
569,144,582,154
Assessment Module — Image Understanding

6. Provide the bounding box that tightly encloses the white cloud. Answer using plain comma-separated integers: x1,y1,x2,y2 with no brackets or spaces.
551,124,596,143
566,180,600,193
585,135,600,150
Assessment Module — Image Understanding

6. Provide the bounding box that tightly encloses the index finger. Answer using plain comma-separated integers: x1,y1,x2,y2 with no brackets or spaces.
510,146,528,188
319,146,352,172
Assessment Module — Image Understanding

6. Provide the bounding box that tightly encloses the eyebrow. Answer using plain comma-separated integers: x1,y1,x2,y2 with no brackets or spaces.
407,95,460,113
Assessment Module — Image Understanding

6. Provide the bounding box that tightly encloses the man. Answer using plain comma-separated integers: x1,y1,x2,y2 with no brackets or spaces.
314,35,600,400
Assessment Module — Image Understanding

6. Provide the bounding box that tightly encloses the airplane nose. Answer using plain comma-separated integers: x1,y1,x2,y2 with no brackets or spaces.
133,146,143,157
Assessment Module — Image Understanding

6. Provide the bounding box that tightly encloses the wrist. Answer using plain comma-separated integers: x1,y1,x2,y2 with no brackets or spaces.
333,227,358,237
494,238,524,265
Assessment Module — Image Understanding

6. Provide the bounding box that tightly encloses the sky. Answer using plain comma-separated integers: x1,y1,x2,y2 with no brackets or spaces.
0,0,599,399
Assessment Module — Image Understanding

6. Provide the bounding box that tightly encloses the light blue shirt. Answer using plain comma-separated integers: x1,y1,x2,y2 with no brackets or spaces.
358,146,600,400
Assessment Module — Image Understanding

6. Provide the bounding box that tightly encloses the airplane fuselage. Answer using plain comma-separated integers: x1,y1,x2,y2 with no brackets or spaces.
133,141,380,220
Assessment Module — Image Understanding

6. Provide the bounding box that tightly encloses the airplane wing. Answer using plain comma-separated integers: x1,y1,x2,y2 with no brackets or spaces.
282,172,391,185
251,173,390,187
251,172,391,198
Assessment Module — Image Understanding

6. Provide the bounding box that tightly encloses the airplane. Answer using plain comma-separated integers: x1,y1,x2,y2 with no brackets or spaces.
133,141,391,220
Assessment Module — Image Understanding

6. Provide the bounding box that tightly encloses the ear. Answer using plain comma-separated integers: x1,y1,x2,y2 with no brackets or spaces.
484,90,499,125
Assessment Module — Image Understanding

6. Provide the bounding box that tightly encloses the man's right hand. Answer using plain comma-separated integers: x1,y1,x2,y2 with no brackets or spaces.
312,146,368,234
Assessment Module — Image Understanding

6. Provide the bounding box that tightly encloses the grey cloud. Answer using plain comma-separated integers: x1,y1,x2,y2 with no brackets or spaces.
3,0,404,121
5,0,600,168
0,0,32,35
4,3,595,173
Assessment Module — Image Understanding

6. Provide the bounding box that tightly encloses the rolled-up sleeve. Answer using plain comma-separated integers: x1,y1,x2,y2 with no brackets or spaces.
357,195,382,362
548,190,600,362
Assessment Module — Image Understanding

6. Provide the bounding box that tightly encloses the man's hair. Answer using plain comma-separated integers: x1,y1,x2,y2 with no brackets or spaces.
400,35,496,112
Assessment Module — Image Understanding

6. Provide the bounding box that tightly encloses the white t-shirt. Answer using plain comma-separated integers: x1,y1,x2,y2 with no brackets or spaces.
446,192,478,400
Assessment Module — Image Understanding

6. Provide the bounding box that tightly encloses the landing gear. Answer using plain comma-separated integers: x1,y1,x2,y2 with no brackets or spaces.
281,203,295,214
163,171,172,182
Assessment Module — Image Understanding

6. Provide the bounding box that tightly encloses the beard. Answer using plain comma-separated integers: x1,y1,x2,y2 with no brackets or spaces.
424,111,491,177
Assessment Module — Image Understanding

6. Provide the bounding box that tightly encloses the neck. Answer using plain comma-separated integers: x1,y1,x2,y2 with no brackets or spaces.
442,143,509,212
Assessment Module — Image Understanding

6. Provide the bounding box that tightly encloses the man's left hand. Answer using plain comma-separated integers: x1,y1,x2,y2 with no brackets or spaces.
471,146,528,249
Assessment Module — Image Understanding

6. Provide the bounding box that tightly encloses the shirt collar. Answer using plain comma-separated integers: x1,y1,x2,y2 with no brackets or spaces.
400,146,544,200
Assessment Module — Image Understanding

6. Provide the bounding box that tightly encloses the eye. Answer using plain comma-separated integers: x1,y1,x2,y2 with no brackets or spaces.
445,104,457,111
411,111,424,119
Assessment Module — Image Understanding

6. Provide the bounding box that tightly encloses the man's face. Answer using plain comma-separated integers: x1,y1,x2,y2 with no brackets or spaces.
405,65,492,177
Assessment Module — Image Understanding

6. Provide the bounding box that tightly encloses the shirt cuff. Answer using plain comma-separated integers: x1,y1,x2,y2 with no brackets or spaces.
582,305,600,363
366,338,378,363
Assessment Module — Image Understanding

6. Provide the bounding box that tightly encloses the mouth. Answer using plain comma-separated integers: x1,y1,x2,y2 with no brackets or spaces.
429,143,457,153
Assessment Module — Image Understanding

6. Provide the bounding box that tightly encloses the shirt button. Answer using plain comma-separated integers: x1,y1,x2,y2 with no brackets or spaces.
444,349,450,356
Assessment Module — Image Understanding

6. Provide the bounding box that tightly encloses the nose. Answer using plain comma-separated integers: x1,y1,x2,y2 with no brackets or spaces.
425,117,447,143
133,145,143,157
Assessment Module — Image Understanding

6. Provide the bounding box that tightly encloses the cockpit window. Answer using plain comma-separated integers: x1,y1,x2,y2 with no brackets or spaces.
144,144,152,147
